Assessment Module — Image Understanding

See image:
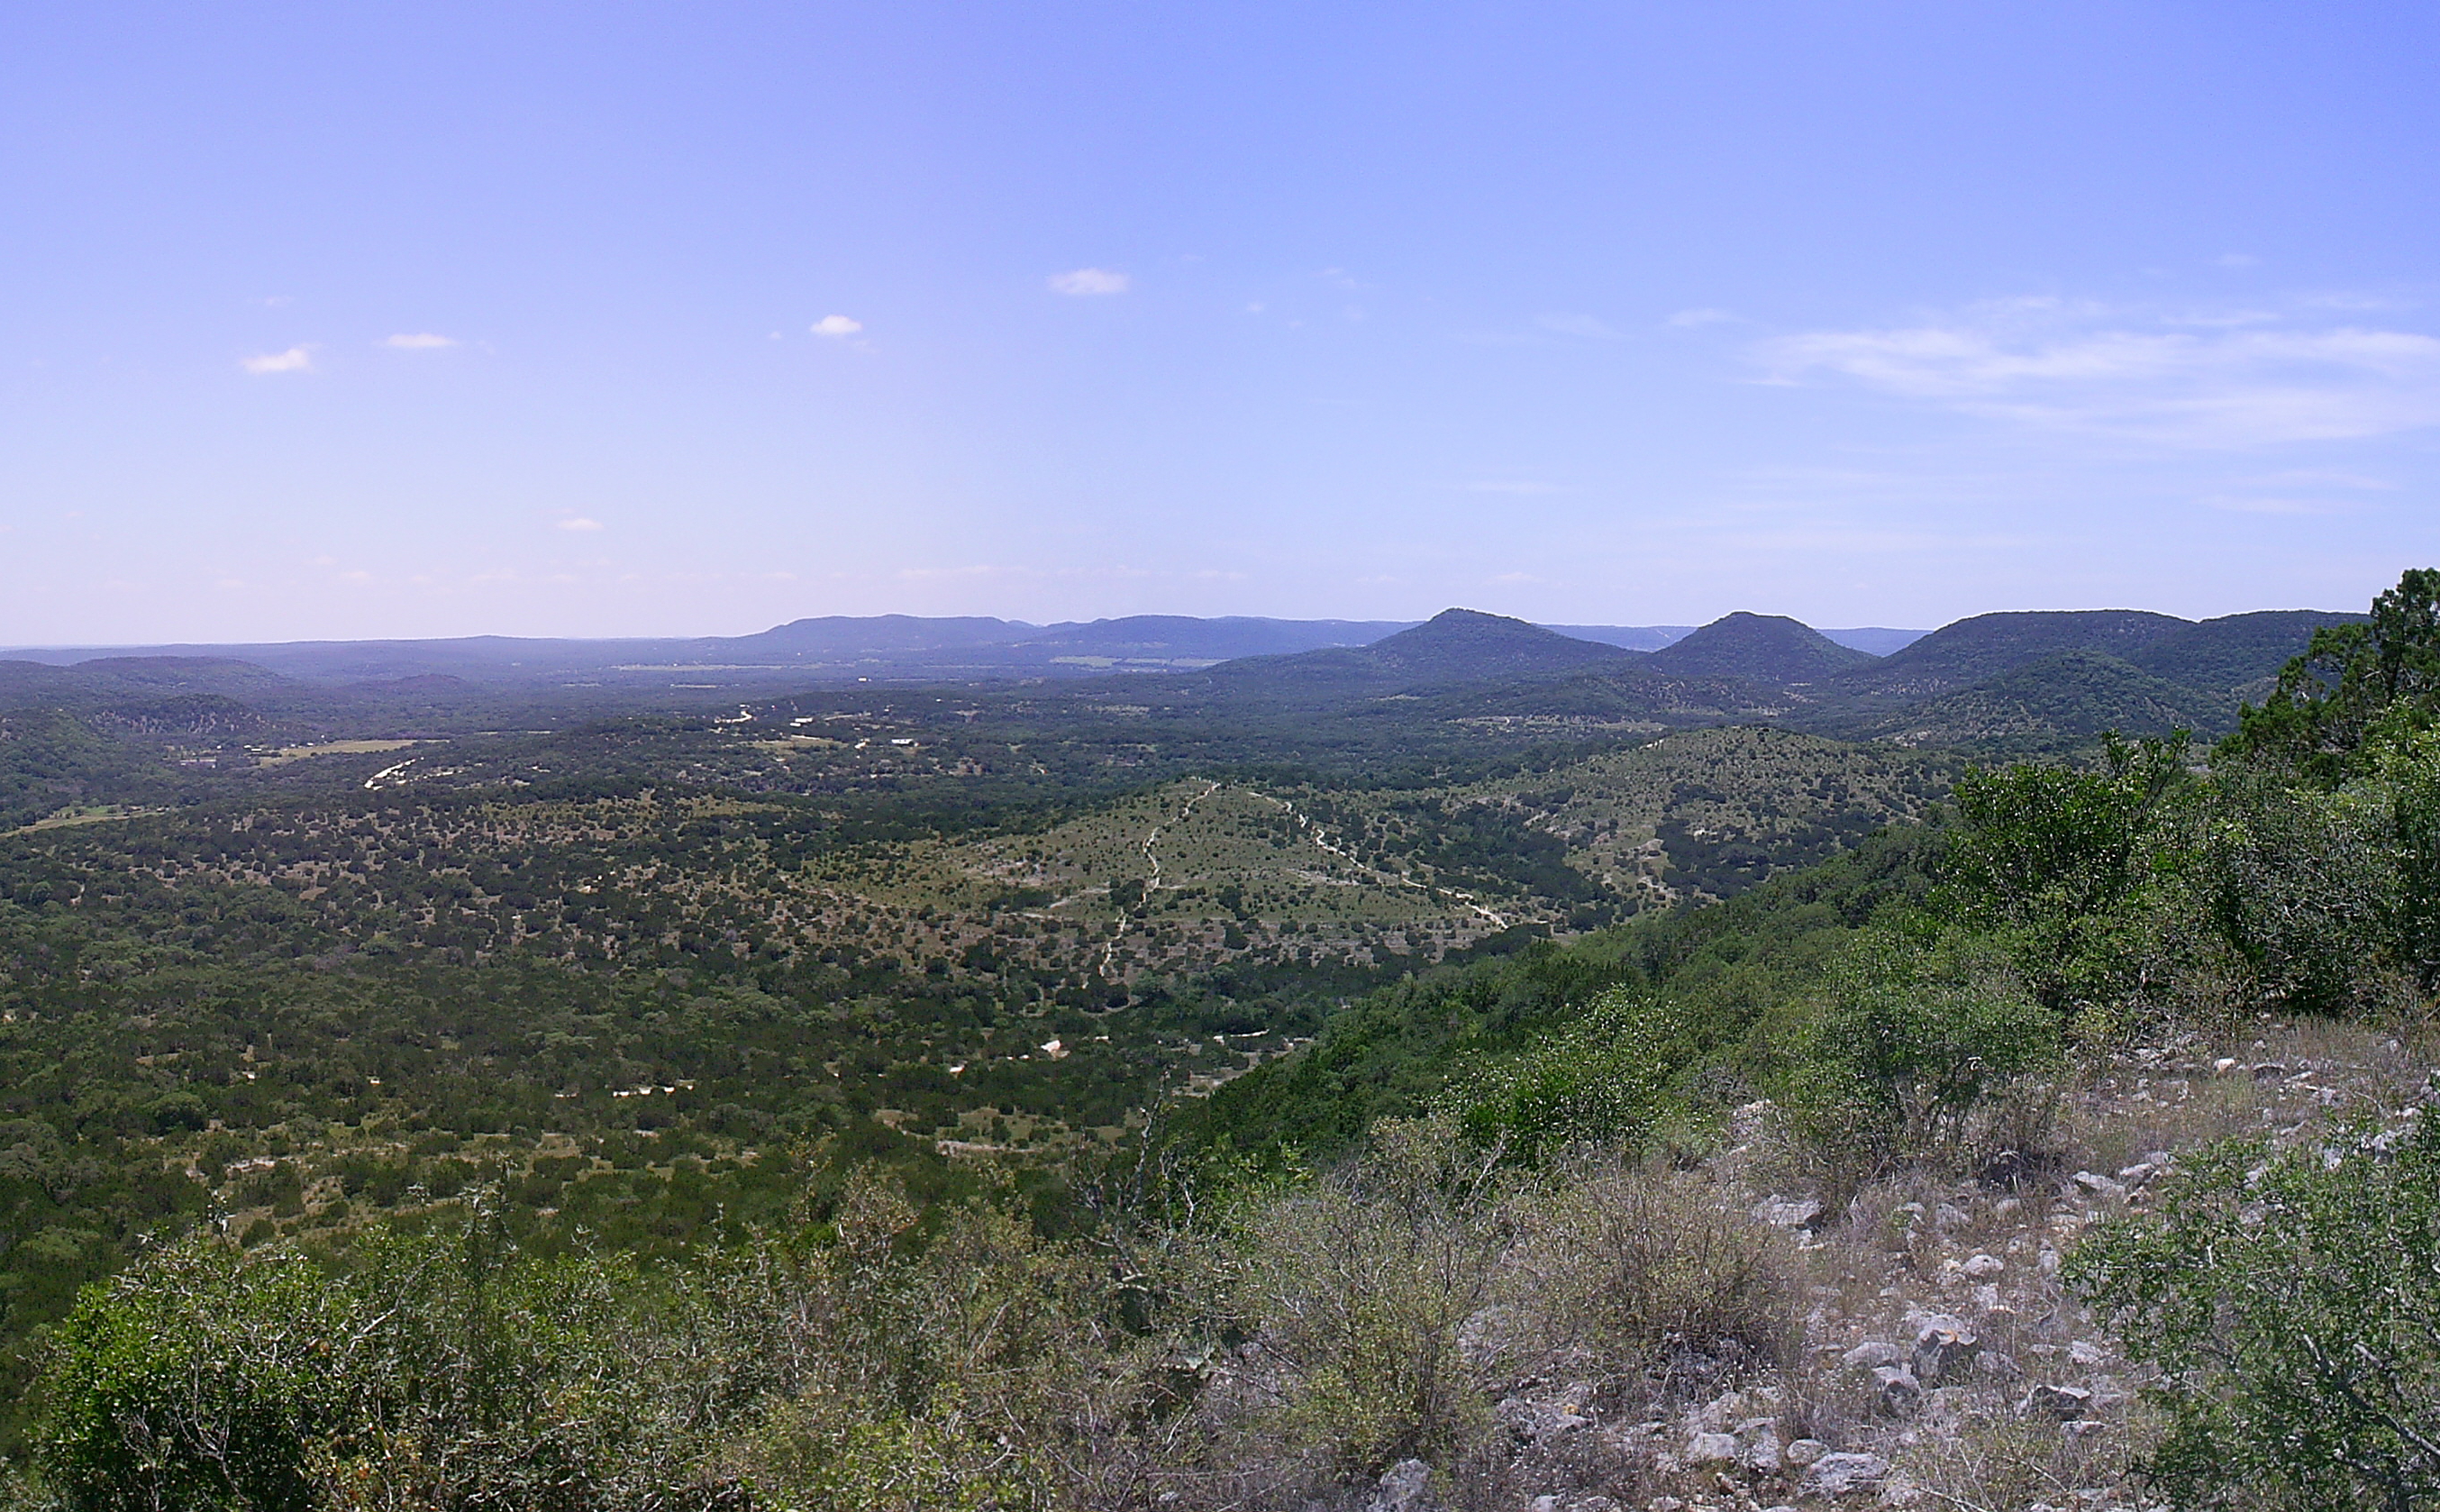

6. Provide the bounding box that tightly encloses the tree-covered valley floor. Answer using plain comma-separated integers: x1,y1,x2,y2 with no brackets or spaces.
5,578,2440,1509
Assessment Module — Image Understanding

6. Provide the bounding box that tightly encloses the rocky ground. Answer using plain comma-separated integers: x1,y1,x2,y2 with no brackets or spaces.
1356,1016,2435,1512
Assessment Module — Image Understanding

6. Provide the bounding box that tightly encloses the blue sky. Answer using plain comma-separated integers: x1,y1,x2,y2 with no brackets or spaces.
4,4,2437,643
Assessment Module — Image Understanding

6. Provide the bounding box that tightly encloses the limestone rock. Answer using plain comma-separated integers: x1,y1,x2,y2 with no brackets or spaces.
1736,1416,1782,1473
1368,1459,1434,1512
1871,1365,1921,1416
1910,1315,1980,1384
1842,1340,1902,1371
2019,1383,2094,1420
1800,1451,1890,1498
1972,1350,2024,1382
1755,1194,1823,1229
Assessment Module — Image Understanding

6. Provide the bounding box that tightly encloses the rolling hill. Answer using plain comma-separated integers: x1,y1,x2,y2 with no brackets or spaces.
1205,608,1635,689
1837,649,2233,751
1835,609,2190,699
2124,608,2367,691
1643,612,1880,685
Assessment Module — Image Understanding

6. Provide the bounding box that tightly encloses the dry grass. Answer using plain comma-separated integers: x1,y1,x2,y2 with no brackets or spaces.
1506,1155,1803,1411
1898,1398,2150,1512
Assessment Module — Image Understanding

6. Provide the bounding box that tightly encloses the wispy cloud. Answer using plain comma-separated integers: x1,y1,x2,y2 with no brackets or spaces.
555,517,604,533
384,332,457,350
811,314,863,338
2206,496,2353,516
1050,268,1130,296
1534,312,1619,340
1668,307,1738,329
2240,468,2396,491
1457,480,1563,496
241,345,314,375
1758,296,2440,446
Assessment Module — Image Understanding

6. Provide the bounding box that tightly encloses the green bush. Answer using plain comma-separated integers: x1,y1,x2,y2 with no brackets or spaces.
2187,757,2399,1016
2072,1116,2440,1511
739,1391,1055,1512
1450,988,1681,1165
2363,727,2440,990
1938,733,2188,1011
34,1238,362,1512
1780,925,2060,1188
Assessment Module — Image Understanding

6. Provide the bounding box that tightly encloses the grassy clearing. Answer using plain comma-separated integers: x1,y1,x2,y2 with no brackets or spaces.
252,739,423,766
14,803,167,833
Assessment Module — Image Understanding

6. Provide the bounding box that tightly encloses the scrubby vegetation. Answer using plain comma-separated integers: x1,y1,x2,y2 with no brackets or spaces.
2,575,2437,1509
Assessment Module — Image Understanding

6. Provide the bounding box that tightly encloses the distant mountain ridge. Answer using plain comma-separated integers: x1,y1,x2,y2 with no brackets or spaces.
0,604,2363,754
3,613,1928,688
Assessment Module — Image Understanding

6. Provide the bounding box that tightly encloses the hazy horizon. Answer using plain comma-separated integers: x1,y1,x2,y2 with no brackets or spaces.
6,599,2383,659
5,5,2435,643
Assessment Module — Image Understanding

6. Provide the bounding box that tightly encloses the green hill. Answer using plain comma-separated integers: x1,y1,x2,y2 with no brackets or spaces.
2125,608,2364,691
1644,612,1879,684
1841,648,2230,751
1207,607,1634,688
1838,609,2188,699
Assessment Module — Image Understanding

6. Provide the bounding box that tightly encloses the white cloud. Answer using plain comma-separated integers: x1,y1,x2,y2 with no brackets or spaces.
1049,268,1130,296
2207,496,2349,516
2241,468,2396,490
1534,312,1619,340
1667,307,1738,328
1758,298,2440,446
555,517,604,532
241,345,314,375
1458,480,1563,496
811,314,863,338
384,332,458,350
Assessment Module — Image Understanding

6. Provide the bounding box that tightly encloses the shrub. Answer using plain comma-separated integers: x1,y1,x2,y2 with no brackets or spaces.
2071,1115,2440,1511
1780,925,2060,1191
34,1238,363,1512
1939,734,2188,1009
1219,1117,1511,1480
1450,988,1680,1165
2188,757,2400,1016
737,1390,1055,1512
1506,1158,1797,1403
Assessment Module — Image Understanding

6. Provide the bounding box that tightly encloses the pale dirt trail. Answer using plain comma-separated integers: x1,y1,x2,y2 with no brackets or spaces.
1099,780,1223,981
1254,790,1510,929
